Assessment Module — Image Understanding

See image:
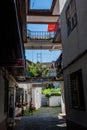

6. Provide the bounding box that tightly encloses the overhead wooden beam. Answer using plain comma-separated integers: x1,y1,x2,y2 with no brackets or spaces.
26,15,59,24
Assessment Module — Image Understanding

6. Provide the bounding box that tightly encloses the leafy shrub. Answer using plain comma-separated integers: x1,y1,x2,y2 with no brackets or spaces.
42,88,61,97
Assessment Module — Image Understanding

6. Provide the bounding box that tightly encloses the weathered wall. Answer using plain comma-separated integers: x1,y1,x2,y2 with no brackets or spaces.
61,0,87,68
0,70,7,130
64,53,87,128
32,87,42,110
49,96,61,107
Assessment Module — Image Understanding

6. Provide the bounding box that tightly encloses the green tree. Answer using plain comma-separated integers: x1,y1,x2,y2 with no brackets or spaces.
29,63,40,77
41,65,49,77
29,63,50,77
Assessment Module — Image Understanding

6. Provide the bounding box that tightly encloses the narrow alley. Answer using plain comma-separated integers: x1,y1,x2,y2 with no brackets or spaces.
14,107,66,130
1,0,87,130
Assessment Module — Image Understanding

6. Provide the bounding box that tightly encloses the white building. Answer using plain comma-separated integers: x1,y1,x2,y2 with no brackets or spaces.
32,84,42,110
17,83,42,111
61,0,87,129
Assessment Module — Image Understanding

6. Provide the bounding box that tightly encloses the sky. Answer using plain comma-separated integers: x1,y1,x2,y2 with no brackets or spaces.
25,50,61,63
26,24,61,63
27,24,48,31
30,0,53,9
25,0,61,63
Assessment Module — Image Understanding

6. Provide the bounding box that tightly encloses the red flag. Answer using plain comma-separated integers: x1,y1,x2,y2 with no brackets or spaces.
48,24,58,32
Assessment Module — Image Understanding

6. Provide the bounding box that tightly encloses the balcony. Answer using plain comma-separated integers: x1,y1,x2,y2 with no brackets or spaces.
27,30,55,40
25,0,61,50
25,29,61,50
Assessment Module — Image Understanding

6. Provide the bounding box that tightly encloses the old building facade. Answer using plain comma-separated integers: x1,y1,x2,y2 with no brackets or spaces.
61,0,87,129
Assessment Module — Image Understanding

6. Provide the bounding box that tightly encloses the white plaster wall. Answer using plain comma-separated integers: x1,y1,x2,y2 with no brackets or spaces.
59,0,67,13
18,83,30,103
32,87,42,110
27,84,32,89
60,1,87,127
0,70,7,123
60,82,66,114
76,0,87,54
27,84,32,105
61,0,79,68
49,96,61,107
27,94,31,106
53,0,60,15
18,83,27,90
61,0,87,68
64,53,87,127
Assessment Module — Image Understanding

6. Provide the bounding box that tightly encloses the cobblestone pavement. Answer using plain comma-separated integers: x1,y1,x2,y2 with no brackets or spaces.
14,107,66,130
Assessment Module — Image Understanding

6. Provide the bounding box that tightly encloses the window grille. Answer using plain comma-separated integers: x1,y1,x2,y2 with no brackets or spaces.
69,69,85,110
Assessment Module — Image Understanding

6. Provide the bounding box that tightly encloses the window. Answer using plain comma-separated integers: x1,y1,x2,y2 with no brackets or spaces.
66,0,77,35
69,69,85,110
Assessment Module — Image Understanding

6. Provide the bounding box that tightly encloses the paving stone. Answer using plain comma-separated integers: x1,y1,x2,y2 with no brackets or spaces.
14,107,66,130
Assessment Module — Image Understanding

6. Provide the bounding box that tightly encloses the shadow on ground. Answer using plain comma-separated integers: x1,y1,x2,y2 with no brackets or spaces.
14,107,67,130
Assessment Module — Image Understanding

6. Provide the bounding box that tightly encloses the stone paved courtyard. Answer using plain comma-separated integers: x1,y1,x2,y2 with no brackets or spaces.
14,107,66,130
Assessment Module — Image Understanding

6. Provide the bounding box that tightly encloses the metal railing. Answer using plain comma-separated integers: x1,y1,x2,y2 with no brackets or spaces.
27,30,55,40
